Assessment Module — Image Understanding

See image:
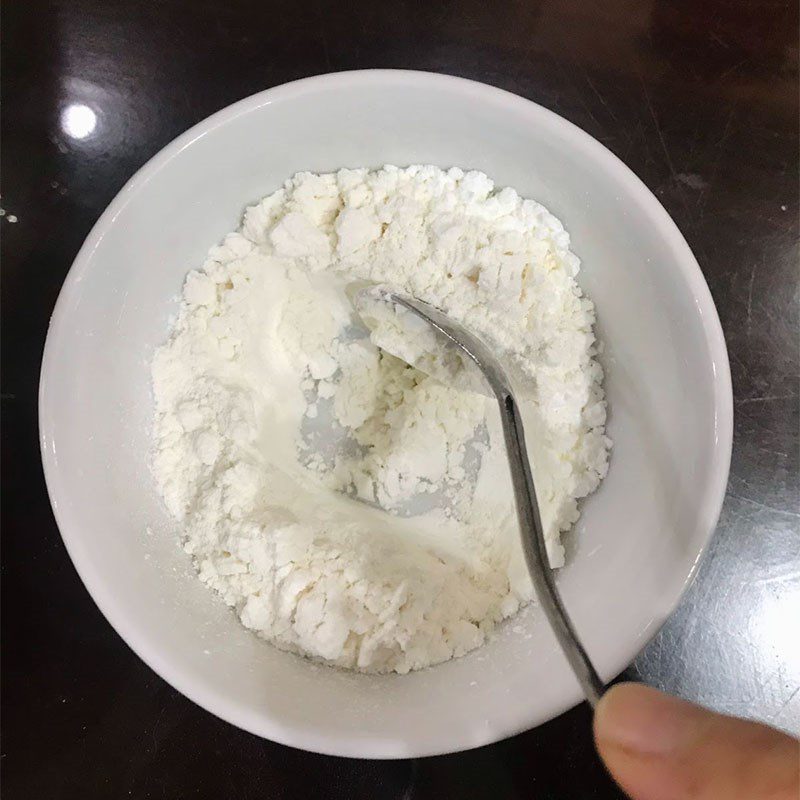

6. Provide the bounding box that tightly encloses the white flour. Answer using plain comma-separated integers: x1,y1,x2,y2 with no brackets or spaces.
151,165,610,674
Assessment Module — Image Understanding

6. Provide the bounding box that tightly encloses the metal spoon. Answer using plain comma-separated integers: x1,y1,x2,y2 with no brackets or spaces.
352,284,605,707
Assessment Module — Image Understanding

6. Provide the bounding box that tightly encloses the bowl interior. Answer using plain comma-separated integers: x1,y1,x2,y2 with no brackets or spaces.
40,71,731,758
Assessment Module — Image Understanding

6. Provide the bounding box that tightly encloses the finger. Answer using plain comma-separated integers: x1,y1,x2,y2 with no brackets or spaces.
593,682,799,800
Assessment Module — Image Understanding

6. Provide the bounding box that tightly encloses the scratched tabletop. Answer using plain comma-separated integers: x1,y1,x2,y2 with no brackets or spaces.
2,1,798,797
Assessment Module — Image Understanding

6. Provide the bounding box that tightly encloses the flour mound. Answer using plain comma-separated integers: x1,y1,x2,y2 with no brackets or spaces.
151,165,610,674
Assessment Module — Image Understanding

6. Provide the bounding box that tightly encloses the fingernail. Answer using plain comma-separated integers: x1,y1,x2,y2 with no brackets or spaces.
594,683,706,756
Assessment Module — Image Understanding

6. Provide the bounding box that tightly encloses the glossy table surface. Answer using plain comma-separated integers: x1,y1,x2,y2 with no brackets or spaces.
2,1,798,797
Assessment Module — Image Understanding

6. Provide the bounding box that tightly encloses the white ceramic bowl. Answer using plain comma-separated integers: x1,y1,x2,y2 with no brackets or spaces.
40,70,732,758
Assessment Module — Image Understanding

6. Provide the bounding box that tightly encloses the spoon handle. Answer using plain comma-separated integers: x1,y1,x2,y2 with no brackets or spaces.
497,390,605,708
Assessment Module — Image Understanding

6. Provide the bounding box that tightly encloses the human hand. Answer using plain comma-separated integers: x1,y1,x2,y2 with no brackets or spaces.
593,682,799,799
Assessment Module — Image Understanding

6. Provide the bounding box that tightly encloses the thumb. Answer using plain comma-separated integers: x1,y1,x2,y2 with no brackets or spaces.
593,682,799,800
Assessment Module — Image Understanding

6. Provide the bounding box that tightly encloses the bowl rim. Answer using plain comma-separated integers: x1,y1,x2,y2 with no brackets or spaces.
39,68,733,758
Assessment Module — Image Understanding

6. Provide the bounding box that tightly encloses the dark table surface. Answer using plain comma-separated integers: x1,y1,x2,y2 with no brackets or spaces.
2,1,798,797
